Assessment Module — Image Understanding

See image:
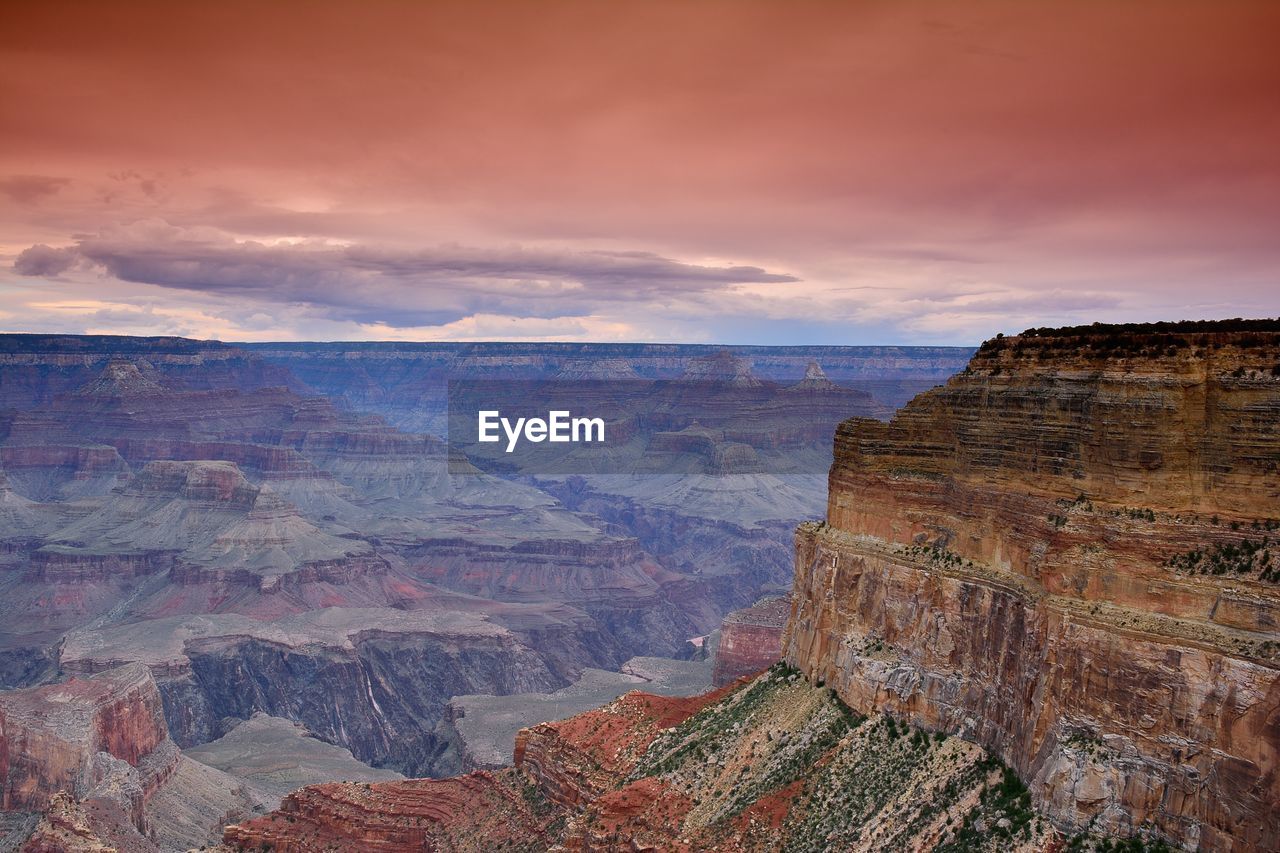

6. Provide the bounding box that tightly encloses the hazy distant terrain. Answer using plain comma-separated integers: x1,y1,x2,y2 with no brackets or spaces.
0,333,970,785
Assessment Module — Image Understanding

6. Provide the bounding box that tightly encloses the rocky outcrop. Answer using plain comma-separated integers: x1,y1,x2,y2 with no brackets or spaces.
513,687,731,808
0,444,131,501
0,664,292,851
712,595,790,686
788,360,837,392
0,664,171,814
73,357,167,399
785,320,1280,851
222,772,553,852
18,792,115,853
227,666,1063,852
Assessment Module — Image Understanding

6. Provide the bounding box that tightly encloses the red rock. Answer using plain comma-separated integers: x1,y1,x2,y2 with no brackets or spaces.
0,664,171,814
223,772,551,852
514,685,739,807
712,595,790,686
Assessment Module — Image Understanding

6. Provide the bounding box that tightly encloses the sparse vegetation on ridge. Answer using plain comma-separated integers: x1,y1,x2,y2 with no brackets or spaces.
974,319,1279,362
1166,537,1277,581
616,663,1156,851
903,542,973,569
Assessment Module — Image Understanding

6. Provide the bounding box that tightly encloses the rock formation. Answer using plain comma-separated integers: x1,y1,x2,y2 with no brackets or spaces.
226,665,1058,852
0,663,262,850
788,360,837,392
0,664,171,811
712,595,790,686
222,772,555,852
786,321,1280,850
72,357,167,399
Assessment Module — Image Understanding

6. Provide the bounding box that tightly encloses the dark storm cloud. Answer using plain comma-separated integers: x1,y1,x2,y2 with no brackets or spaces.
13,224,798,327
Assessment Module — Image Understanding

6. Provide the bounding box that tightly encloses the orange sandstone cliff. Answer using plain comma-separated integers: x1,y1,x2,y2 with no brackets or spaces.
786,321,1280,850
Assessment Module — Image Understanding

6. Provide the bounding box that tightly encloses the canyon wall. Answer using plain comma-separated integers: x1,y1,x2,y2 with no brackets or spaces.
785,322,1280,851
0,663,278,851
712,595,790,686
0,664,170,814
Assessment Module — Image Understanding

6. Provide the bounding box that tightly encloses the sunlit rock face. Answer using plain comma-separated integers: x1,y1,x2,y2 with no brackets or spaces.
785,321,1280,851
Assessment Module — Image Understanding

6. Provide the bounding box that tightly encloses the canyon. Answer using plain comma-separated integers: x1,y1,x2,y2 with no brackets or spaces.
223,320,1277,852
9,323,1275,850
0,333,969,849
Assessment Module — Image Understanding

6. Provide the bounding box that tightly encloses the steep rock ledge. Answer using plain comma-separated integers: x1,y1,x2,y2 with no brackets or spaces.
785,322,1280,851
0,664,171,815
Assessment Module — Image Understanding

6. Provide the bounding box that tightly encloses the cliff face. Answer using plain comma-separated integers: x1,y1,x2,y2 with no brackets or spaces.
785,323,1280,851
712,595,790,686
57,607,578,778
0,663,170,813
0,663,280,851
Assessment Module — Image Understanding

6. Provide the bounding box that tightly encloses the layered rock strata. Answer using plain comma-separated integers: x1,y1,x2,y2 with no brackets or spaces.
712,595,790,686
0,663,170,814
785,321,1280,851
222,772,555,852
0,662,271,852
226,666,1063,852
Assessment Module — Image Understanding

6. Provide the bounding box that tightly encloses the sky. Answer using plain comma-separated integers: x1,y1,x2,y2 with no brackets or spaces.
1,0,1278,346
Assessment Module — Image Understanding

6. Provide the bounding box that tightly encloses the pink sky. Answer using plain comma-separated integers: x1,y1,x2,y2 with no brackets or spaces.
2,0,1277,344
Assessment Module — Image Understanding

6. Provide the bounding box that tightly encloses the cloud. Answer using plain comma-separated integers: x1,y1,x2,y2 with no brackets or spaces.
12,221,798,328
13,243,78,276
0,175,70,205
1,4,1276,345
